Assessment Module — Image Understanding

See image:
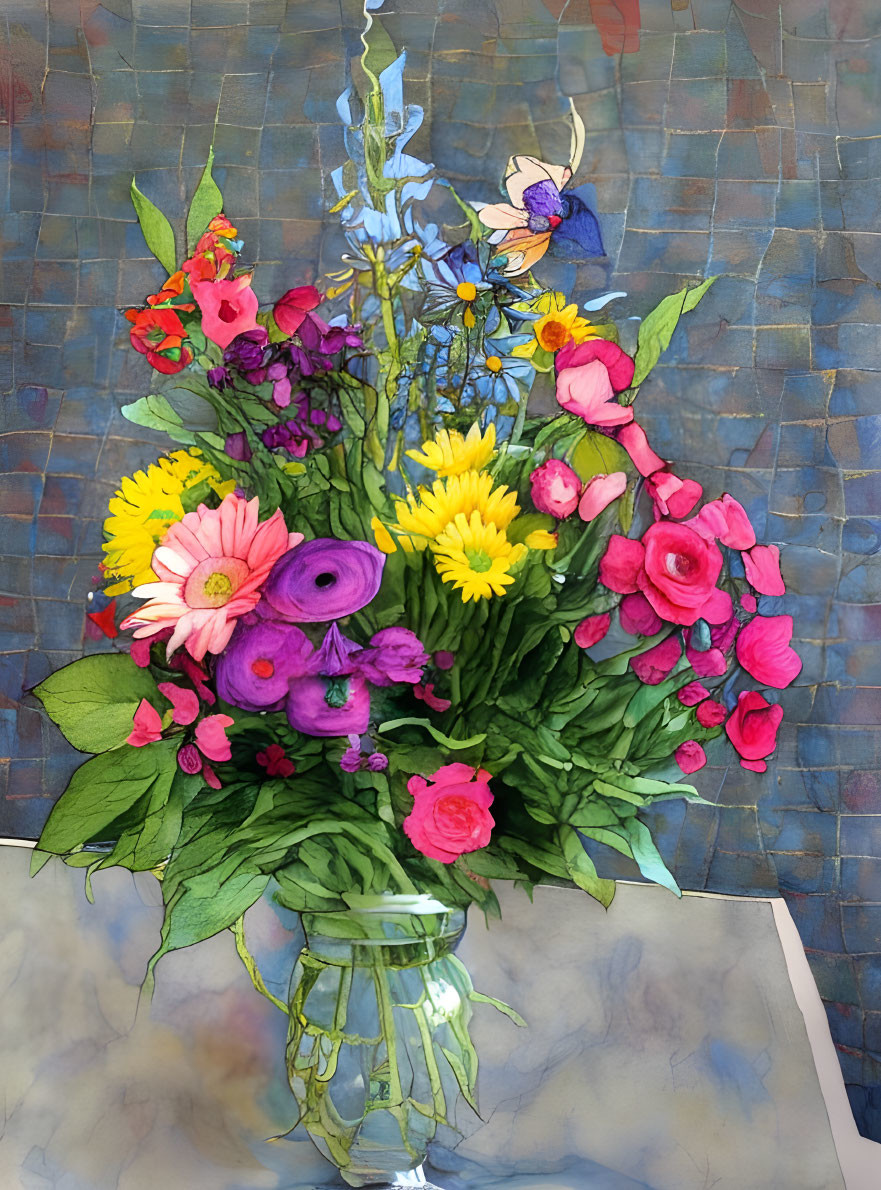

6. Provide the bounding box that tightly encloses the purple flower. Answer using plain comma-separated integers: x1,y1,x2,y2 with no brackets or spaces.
286,673,370,737
214,614,314,711
315,622,359,676
352,627,428,687
177,743,202,774
264,538,385,623
208,366,231,390
224,432,252,462
224,327,270,376
340,745,363,773
367,751,388,772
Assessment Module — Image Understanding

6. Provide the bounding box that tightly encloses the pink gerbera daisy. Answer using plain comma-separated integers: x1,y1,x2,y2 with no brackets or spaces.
120,493,302,661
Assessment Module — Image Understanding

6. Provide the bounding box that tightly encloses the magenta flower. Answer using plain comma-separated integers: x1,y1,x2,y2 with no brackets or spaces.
600,524,723,627
555,339,635,427
675,740,706,774
286,673,370,737
177,743,202,774
403,763,495,864
264,538,385,623
578,472,627,522
678,680,710,706
687,494,756,550
616,422,665,477
629,636,681,685
573,613,611,649
743,544,785,596
735,615,802,689
725,690,783,772
191,274,259,349
529,459,581,519
274,285,324,340
127,699,163,747
645,471,703,520
352,627,429,686
214,614,315,711
696,699,727,727
367,752,388,772
434,650,455,671
414,682,452,712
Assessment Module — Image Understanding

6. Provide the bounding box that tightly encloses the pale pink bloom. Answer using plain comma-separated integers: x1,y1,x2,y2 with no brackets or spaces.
191,274,259,349
616,421,665,477
128,699,163,747
743,543,785,596
675,740,706,774
735,615,802,689
556,362,634,427
573,612,611,649
630,636,681,684
194,713,235,762
120,493,302,662
578,472,627,521
157,681,199,725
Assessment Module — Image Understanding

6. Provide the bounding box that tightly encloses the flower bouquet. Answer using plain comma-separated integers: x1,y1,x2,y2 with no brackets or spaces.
31,34,802,1190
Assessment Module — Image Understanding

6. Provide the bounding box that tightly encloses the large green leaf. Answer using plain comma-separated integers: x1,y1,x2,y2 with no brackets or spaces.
34,653,159,754
38,739,179,854
186,147,224,253
130,179,178,275
121,394,196,446
567,429,631,483
558,825,616,907
627,277,717,395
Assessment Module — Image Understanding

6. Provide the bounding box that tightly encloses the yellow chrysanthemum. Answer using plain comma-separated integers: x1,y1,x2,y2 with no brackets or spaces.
102,450,235,595
391,470,520,543
406,421,497,477
431,511,527,602
512,291,595,359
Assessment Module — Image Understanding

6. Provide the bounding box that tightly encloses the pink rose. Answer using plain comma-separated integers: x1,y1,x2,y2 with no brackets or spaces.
619,592,663,636
191,274,259,349
687,494,756,550
735,615,802,689
743,544,785,596
678,680,710,706
725,690,783,772
645,471,703,519
630,635,681,684
574,612,611,649
696,699,727,727
530,459,581,518
555,339,635,427
578,472,627,522
403,763,495,864
639,522,723,626
675,740,706,774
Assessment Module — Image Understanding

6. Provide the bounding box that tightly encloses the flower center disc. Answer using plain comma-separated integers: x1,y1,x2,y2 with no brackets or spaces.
665,551,696,579
184,556,249,608
537,318,569,352
456,281,477,302
464,548,493,573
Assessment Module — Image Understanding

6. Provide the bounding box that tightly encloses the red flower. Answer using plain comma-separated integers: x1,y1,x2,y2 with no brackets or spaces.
725,690,783,772
125,307,193,374
256,743,296,778
274,285,323,337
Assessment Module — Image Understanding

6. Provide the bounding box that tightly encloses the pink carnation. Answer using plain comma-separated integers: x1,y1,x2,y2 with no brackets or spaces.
403,763,495,864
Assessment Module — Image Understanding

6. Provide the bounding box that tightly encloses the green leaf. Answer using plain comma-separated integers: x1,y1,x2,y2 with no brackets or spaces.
558,825,616,907
615,818,681,896
467,989,527,1027
34,653,159,754
186,147,224,253
121,394,196,446
378,717,487,751
567,429,631,482
130,178,178,275
38,739,179,854
628,277,717,395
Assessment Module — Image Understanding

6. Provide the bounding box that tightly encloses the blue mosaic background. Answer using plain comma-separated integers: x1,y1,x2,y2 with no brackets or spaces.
1,0,879,1140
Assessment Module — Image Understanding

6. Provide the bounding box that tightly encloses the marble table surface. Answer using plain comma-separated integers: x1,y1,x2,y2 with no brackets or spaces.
0,842,847,1190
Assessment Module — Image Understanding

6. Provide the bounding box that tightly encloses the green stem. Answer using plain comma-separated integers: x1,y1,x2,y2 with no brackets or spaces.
231,916,288,1015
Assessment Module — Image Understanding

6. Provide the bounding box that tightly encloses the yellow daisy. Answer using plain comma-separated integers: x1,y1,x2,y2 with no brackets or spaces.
431,511,527,602
511,291,595,360
406,421,497,477
102,450,234,595
391,470,520,542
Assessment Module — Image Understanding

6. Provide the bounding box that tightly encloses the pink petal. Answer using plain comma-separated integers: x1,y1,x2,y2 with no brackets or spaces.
573,613,611,649
127,699,163,747
741,593,757,613
700,587,734,625
740,758,767,772
696,699,728,727
675,740,706,774
157,682,200,725
743,544,785,596
629,635,682,685
599,535,645,594
735,615,802,689
195,713,235,762
578,472,627,521
615,421,665,477
678,680,710,706
619,591,664,636
556,362,634,426
686,644,728,677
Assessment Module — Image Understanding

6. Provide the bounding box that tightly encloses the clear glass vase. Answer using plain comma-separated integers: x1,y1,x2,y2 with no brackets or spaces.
285,894,475,1187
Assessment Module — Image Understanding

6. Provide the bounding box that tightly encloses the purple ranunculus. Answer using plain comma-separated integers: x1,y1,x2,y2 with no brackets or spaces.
352,627,429,687
286,673,370,736
367,751,388,772
214,614,314,711
224,327,269,376
264,538,385,623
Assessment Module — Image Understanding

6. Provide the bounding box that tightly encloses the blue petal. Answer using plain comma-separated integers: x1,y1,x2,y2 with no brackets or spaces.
551,193,605,259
